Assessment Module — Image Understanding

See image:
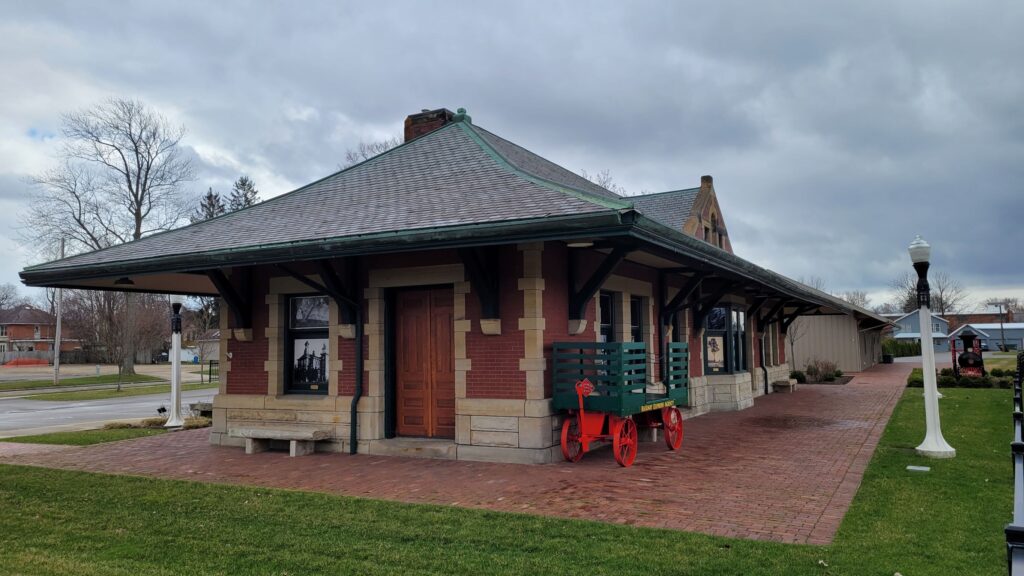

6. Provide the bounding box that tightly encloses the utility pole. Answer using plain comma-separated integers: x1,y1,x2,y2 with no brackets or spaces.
988,298,1012,352
52,238,64,387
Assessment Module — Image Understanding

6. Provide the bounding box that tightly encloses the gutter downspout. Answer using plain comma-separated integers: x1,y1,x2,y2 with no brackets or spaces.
349,259,363,455
761,334,769,396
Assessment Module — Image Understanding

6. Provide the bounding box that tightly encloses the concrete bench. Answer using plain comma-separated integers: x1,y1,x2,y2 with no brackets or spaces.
772,380,798,394
229,427,332,457
189,402,213,418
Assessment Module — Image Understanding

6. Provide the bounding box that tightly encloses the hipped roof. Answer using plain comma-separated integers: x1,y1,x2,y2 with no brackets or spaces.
20,113,888,326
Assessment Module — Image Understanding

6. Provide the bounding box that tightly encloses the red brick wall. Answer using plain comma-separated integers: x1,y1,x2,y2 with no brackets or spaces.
226,268,269,395
466,246,525,399
543,242,598,397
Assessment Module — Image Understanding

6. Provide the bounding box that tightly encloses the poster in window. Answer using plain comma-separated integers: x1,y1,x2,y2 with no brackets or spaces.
292,338,329,390
291,296,329,329
706,336,725,370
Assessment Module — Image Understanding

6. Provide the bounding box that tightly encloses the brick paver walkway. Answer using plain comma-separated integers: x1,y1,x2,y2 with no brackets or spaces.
0,363,910,544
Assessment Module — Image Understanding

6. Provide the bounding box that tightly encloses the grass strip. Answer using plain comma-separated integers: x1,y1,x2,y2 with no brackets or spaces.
0,388,1009,575
0,428,166,446
24,382,218,402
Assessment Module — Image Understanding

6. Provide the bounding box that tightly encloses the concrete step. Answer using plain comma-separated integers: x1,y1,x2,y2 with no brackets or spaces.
367,437,457,460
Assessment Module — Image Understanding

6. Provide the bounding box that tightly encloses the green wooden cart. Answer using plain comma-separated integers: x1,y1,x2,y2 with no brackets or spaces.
552,341,688,467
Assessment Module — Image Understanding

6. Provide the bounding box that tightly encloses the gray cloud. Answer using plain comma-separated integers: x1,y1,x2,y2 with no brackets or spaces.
1,0,1021,308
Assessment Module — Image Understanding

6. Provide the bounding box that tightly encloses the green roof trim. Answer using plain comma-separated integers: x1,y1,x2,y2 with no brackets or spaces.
455,122,630,211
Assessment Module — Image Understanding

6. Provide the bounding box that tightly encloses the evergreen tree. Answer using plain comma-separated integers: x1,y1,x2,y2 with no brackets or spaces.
190,187,226,223
228,175,260,211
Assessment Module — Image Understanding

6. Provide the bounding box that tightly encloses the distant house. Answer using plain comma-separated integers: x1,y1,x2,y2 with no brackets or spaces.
0,304,79,357
944,310,1015,332
949,323,1024,352
888,310,950,353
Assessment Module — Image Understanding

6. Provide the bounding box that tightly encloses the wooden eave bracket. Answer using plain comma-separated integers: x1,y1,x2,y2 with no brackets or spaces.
780,305,817,334
315,260,358,324
275,262,359,324
458,247,500,320
691,282,738,329
568,245,629,320
206,269,252,332
660,273,706,324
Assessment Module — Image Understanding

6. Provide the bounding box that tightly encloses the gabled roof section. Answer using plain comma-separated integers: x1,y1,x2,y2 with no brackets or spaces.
26,118,626,273
891,310,949,325
948,324,991,338
630,188,700,230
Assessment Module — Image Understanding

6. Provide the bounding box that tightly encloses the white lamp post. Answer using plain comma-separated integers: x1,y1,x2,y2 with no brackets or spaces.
909,236,955,458
166,294,185,428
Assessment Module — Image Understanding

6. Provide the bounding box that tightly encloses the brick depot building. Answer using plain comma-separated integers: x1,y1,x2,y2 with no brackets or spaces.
21,108,887,464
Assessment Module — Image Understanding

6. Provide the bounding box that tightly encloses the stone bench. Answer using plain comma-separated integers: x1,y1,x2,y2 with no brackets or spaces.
229,426,333,457
772,380,798,394
189,402,213,418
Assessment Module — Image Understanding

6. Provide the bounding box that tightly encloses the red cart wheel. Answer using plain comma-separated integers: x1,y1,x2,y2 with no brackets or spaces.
560,415,584,462
612,417,638,467
662,406,684,451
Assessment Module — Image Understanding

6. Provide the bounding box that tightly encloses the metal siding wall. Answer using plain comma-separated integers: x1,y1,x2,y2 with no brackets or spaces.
786,315,863,374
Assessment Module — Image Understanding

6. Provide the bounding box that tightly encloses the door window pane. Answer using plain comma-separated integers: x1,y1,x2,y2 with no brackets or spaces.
630,296,644,343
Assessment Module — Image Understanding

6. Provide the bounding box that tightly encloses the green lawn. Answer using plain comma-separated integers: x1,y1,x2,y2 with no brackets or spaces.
987,352,1019,373
0,388,1011,575
24,382,218,402
0,428,165,446
0,373,164,392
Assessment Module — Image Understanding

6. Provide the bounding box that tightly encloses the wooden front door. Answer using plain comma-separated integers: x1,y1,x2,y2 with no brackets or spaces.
396,288,455,438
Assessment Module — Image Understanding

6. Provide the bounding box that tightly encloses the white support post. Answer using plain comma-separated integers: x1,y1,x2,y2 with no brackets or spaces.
166,295,185,428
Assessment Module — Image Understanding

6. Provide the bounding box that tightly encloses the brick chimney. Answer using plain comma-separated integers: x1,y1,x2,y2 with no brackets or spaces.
404,108,456,142
700,174,714,193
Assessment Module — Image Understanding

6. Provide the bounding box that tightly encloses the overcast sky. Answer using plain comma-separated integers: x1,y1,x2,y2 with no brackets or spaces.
1,1,1021,310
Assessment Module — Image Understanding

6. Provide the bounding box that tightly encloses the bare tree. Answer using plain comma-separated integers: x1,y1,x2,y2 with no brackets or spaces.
797,275,828,292
580,168,628,195
0,283,28,310
837,290,871,309
888,270,969,315
342,137,402,169
24,98,194,375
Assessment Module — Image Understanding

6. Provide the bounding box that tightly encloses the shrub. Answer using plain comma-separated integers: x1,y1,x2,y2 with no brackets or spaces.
805,358,839,383
939,367,954,377
834,369,844,378
883,338,921,357
981,375,995,388
790,370,807,384
959,376,983,388
103,421,138,430
141,416,169,428
991,368,1005,378
183,416,212,430
907,368,924,387
937,375,957,387
997,378,1013,389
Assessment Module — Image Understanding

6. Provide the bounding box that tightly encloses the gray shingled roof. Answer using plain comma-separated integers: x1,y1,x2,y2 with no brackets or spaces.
0,305,54,325
469,125,623,201
28,119,627,272
630,188,700,230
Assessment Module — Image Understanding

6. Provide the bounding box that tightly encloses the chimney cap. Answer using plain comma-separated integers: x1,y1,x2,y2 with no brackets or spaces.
701,175,713,185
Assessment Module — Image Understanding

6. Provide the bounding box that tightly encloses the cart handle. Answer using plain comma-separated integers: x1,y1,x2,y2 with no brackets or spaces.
575,379,594,415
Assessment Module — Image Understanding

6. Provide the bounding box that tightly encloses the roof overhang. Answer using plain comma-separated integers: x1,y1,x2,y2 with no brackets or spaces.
19,208,891,326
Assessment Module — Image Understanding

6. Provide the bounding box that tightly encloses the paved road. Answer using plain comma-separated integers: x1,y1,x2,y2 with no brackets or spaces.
0,388,215,438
